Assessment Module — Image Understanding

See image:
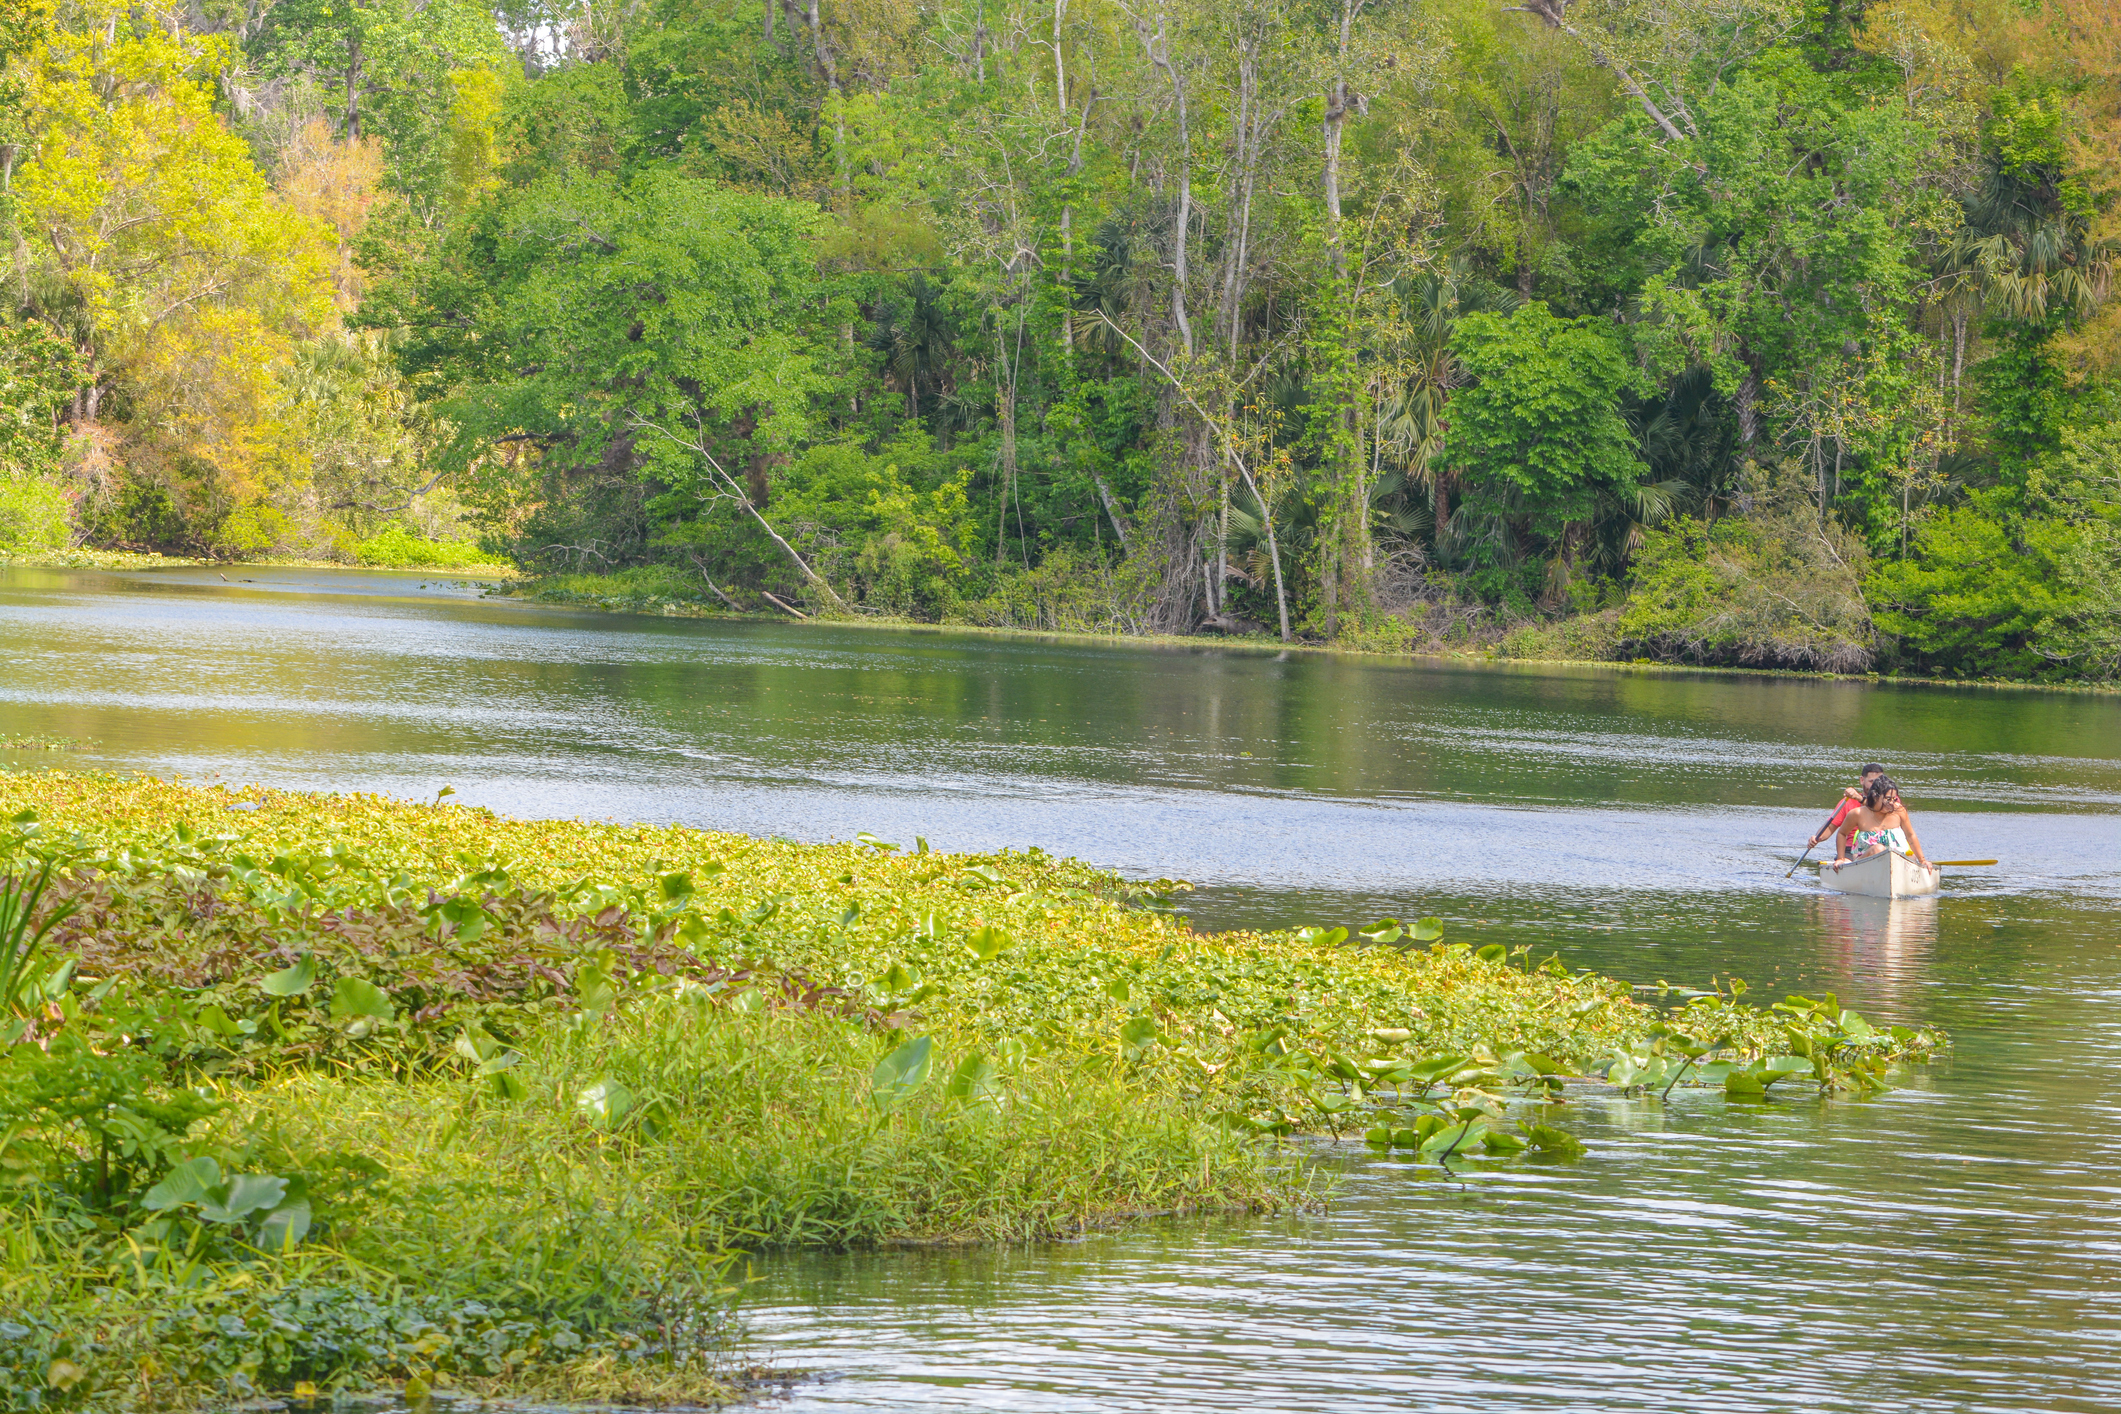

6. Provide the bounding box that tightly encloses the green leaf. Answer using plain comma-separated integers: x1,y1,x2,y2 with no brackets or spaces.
199,1174,288,1224
1410,917,1444,942
261,954,315,996
943,1053,1000,1107
871,1035,934,1111
193,1003,240,1037
1119,1014,1160,1051
490,1070,529,1102
658,871,694,902
255,1197,312,1251
1481,1130,1529,1155
1420,1119,1487,1155
1358,918,1404,944
1519,1122,1585,1157
330,976,394,1021
142,1156,220,1212
1105,975,1132,1002
856,832,900,853
1475,943,1508,963
965,924,1012,961
1724,1071,1768,1098
576,1079,635,1126
436,895,488,942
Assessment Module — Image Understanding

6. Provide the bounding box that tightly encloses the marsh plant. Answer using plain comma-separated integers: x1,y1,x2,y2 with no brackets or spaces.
0,774,1943,1409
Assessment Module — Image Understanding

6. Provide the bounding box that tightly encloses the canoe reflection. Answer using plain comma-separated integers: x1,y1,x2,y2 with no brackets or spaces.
1805,892,1937,1000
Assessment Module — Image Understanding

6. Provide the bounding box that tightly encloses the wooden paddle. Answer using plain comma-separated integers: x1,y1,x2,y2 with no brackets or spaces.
1785,805,1850,878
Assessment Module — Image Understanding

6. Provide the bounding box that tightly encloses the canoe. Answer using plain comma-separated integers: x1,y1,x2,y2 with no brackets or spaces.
1819,849,1940,899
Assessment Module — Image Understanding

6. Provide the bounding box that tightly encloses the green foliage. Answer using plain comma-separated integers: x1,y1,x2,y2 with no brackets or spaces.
1447,303,1652,538
1868,497,2080,677
0,1037,221,1208
0,475,70,551
1620,463,1875,670
402,168,823,503
353,523,503,569
0,314,79,480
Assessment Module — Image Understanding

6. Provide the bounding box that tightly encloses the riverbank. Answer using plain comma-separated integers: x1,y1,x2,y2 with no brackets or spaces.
0,773,1942,1410
0,548,517,576
497,570,2118,697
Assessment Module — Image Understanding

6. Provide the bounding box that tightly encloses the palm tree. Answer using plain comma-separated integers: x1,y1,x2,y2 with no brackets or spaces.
865,274,954,424
1374,257,1520,555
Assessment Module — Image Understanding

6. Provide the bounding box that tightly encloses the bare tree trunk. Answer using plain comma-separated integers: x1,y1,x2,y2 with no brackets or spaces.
806,0,851,202
1092,473,1130,547
1139,6,1194,357
995,310,1022,565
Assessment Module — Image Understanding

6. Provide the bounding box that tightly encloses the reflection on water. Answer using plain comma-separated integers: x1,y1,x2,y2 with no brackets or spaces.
6,566,2121,1412
1806,894,1938,1004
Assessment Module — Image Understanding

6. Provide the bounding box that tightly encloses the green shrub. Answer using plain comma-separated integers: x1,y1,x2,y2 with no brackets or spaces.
353,524,505,570
1621,463,1873,671
214,504,296,560
0,476,72,551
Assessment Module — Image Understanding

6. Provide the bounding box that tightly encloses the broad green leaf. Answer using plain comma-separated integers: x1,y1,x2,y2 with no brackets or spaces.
256,1198,312,1251
200,1174,289,1224
1119,1015,1160,1051
261,954,315,996
330,976,394,1021
1519,1122,1585,1157
577,1079,635,1125
657,871,694,902
943,1053,999,1107
965,924,1012,961
142,1156,220,1212
872,1036,934,1110
436,895,488,942
1410,917,1444,942
1420,1119,1487,1156
1481,1130,1529,1155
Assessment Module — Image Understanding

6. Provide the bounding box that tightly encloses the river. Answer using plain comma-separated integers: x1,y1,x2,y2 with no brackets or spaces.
5,564,2119,1412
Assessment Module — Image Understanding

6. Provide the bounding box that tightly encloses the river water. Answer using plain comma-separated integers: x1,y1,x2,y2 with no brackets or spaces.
5,565,2119,1412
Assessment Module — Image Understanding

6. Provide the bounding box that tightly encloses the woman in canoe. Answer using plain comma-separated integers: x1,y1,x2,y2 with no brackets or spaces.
1831,776,1938,877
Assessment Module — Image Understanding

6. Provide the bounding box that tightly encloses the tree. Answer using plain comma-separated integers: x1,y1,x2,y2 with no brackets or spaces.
399,168,831,586
1445,301,1651,551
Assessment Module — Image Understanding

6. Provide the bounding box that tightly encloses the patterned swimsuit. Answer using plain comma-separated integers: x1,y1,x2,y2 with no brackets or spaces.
1850,826,1907,859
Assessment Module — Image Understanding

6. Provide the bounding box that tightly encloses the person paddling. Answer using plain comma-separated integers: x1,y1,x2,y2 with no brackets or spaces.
1830,775,1937,876
1809,763,1886,865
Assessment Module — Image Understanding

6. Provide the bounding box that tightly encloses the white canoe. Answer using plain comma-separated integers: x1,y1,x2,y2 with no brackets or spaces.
1819,849,1940,899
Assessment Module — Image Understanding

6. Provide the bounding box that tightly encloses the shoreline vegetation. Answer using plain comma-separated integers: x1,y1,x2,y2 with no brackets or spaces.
0,773,1941,1409
4,548,2100,695
4,0,2119,695
501,568,2121,695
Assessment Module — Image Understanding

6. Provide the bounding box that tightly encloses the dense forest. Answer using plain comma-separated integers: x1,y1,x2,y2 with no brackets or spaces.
0,0,2117,678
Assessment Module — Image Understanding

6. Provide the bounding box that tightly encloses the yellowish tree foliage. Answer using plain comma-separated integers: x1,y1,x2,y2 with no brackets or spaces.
276,117,387,311
15,9,336,504
2052,0,2121,377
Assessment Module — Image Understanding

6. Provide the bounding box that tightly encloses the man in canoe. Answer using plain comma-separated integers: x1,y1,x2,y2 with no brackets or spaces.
1809,763,1886,865
1830,775,1938,877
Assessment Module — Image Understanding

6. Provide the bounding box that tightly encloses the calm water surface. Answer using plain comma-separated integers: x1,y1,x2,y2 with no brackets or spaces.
6,565,2120,1412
